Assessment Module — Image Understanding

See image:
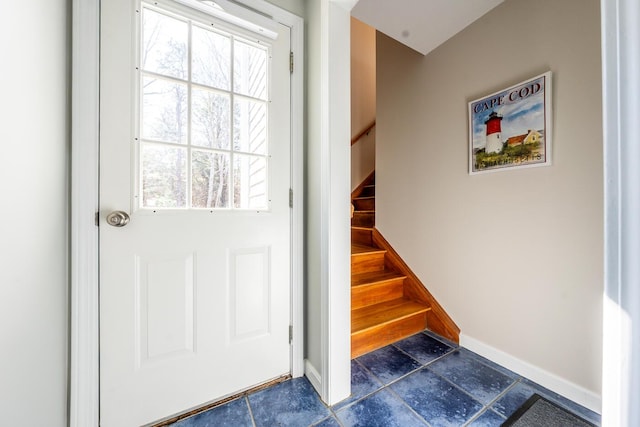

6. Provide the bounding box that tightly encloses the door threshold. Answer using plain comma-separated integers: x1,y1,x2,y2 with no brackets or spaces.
150,374,292,427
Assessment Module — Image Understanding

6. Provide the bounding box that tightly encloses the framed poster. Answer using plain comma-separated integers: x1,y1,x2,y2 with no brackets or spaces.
469,71,552,174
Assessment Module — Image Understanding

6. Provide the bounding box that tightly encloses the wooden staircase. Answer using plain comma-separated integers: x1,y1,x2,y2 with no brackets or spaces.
350,173,459,359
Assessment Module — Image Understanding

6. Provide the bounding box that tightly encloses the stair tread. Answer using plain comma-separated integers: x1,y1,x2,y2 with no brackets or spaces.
352,226,374,231
352,269,406,287
351,243,385,255
352,298,431,333
353,196,375,201
353,210,375,214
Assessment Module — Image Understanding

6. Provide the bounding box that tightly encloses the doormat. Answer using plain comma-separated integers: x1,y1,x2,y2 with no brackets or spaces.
501,394,596,427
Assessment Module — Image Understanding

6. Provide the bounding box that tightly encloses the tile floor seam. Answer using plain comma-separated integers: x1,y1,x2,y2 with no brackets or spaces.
456,347,521,380
354,344,504,416
359,345,453,390
332,411,347,427
484,378,522,410
390,341,455,368
327,404,345,427
430,348,522,399
355,346,424,385
330,379,381,412
422,330,460,349
383,382,434,427
389,343,424,365
312,413,337,427
244,395,258,427
422,363,501,410
462,392,513,427
462,407,505,427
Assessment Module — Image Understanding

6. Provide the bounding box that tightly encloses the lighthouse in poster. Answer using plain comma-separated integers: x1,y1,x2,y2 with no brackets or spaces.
484,111,503,154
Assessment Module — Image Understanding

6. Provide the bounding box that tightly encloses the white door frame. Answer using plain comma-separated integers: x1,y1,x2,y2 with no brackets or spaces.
316,0,358,405
69,1,304,425
601,0,640,426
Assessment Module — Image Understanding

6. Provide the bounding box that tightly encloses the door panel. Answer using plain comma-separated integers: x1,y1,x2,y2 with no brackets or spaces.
99,1,291,425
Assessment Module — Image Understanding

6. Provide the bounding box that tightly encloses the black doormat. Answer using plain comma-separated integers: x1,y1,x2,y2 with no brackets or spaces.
501,394,596,427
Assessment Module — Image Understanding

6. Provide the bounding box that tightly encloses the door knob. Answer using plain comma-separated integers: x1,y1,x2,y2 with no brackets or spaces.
106,210,130,227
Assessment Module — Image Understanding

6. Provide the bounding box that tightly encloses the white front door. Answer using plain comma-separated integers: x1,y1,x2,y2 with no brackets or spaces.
99,1,292,425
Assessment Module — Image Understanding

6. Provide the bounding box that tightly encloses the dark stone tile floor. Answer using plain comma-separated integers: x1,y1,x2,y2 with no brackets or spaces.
171,330,600,427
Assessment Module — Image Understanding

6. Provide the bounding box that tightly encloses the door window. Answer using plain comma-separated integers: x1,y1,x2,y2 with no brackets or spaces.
139,3,270,210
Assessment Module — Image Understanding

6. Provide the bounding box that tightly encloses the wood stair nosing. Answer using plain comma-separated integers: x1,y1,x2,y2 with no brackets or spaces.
351,214,375,228
351,280,404,310
351,298,431,334
351,269,407,310
351,269,407,287
351,244,386,275
353,197,375,211
350,298,431,359
351,312,428,359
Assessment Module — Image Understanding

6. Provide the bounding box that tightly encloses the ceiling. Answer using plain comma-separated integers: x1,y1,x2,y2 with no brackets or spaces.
351,0,504,55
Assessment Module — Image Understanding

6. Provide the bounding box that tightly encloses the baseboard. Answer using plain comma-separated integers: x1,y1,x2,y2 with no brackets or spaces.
304,359,322,396
460,334,601,414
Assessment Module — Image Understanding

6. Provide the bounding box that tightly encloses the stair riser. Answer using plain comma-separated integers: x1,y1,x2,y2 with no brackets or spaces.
351,252,385,275
360,186,375,197
351,312,428,359
351,228,373,246
353,198,375,211
352,280,404,310
351,213,374,227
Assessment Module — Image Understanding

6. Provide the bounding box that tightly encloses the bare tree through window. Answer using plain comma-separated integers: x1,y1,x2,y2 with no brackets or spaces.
139,3,269,210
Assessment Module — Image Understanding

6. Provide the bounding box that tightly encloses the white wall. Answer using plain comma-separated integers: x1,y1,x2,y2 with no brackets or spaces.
305,0,324,380
267,0,304,18
601,0,640,424
376,0,602,405
350,17,376,190
0,1,69,425
305,0,352,404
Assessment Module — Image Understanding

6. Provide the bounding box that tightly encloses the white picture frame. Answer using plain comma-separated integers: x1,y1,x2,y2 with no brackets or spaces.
469,71,552,175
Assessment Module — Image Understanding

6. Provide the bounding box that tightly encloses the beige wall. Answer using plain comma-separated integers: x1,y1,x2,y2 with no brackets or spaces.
376,0,603,397
0,0,69,424
351,17,376,138
351,17,376,191
350,17,376,190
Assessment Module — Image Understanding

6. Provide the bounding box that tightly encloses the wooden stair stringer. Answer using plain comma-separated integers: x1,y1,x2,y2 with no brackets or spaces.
371,228,460,344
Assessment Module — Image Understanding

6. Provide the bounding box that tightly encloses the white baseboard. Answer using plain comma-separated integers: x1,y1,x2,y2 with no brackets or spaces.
459,334,601,414
304,359,322,396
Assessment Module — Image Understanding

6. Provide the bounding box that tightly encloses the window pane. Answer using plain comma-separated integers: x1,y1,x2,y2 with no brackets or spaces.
142,8,188,79
233,40,267,100
192,88,230,149
142,77,187,144
192,150,230,208
234,154,267,209
234,98,267,154
141,143,187,208
192,26,230,90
